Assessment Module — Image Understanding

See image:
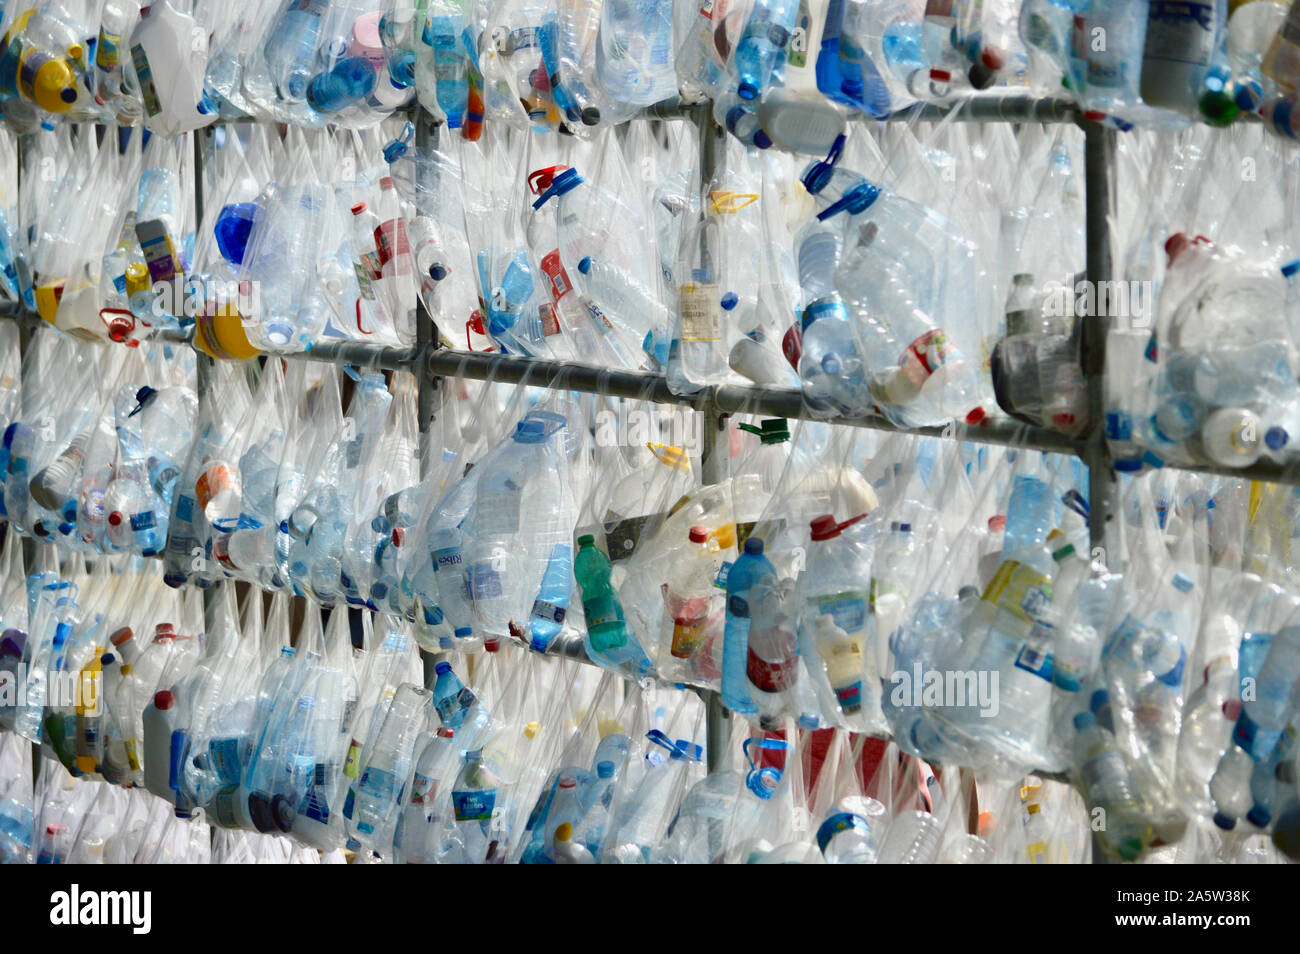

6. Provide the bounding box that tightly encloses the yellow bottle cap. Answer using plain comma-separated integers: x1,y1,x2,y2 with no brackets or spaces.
32,58,78,113
524,720,541,739
648,442,690,471
712,523,737,551
124,263,151,297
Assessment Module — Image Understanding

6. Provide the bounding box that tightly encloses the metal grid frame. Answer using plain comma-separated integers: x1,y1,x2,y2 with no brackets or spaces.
2,92,1284,795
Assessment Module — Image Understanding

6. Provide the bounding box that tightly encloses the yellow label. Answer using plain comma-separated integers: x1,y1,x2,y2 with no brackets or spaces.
981,560,1051,625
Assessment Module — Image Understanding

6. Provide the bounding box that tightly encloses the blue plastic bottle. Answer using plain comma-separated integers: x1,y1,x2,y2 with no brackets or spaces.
722,537,774,715
735,0,801,99
306,56,377,112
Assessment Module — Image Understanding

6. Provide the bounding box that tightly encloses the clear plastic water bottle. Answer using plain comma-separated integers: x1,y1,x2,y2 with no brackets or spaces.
816,795,883,863
594,0,675,106
735,0,801,100
795,223,865,416
722,537,773,717
1072,710,1151,861
264,0,330,101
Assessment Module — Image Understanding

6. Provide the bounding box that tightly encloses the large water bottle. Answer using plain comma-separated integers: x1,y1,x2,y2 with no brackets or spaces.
1231,621,1300,760
1226,0,1287,110
671,204,730,391
450,749,501,863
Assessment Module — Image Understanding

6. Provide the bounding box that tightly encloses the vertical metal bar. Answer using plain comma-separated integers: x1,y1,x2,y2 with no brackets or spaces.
192,129,219,638
415,113,445,688
1082,121,1117,562
694,107,733,778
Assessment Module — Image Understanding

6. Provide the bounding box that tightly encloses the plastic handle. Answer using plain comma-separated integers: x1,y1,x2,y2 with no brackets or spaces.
801,133,846,196
527,165,569,196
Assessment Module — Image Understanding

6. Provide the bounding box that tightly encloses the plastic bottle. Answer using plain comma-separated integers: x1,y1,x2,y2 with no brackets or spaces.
817,795,883,863
663,526,723,666
1226,0,1288,109
795,224,865,416
399,725,457,863
735,0,801,99
129,0,214,133
451,749,501,863
346,683,430,845
572,759,616,854
574,535,631,657
1072,710,1151,861
1141,0,1227,114
673,205,730,390
594,0,675,106
803,513,872,717
544,772,593,862
431,661,478,730
142,688,181,802
722,537,774,717
1262,0,1300,92
264,0,330,100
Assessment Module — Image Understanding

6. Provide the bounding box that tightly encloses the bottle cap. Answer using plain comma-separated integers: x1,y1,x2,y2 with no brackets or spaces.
720,291,739,311
1090,688,1109,713
110,626,134,647
484,636,501,653
1072,710,1096,730
558,774,577,789
577,256,592,274
1266,426,1289,451
577,534,595,546
154,690,174,710
380,177,395,190
743,537,764,555
1283,259,1300,280
596,760,615,779
434,661,452,675
350,202,367,215
738,81,758,100
100,653,114,666
988,515,1006,531
689,526,709,544
453,627,472,639
437,727,454,738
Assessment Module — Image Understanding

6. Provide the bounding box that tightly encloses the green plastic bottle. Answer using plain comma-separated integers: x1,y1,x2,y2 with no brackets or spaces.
574,535,628,655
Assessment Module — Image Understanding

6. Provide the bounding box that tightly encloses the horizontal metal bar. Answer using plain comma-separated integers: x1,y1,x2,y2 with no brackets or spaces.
880,93,1082,125
297,338,420,370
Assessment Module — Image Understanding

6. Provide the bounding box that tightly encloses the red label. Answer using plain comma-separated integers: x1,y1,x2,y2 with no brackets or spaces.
540,303,561,336
540,250,571,301
746,646,798,692
899,328,958,388
374,219,410,268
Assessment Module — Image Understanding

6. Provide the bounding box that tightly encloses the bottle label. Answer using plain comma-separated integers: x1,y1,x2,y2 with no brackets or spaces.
531,599,566,624
129,510,156,532
358,765,398,802
714,560,733,590
540,250,572,301
815,811,870,853
436,686,477,726
195,465,237,512
135,219,182,286
344,739,363,779
786,0,811,69
898,329,959,389
353,262,377,300
1014,643,1054,682
801,299,847,333
1143,2,1216,66
374,219,410,269
583,593,621,629
540,303,561,337
209,736,243,785
816,592,867,634
981,560,1051,625
453,788,497,821
679,283,722,342
467,562,503,601
411,772,435,805
747,643,798,692
434,547,462,570
671,613,708,658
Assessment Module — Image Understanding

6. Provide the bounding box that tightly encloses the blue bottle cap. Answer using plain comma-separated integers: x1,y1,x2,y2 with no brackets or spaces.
577,256,592,274
429,263,448,281
101,653,114,665
434,661,452,675
1247,805,1272,828
1073,710,1096,731
1113,457,1143,472
753,129,772,149
743,537,764,555
738,81,759,100
1267,426,1289,450
454,627,472,638
514,419,548,443
720,291,738,311
596,760,615,779
1090,688,1109,713
1171,572,1194,593
1282,259,1300,279
1212,811,1236,831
